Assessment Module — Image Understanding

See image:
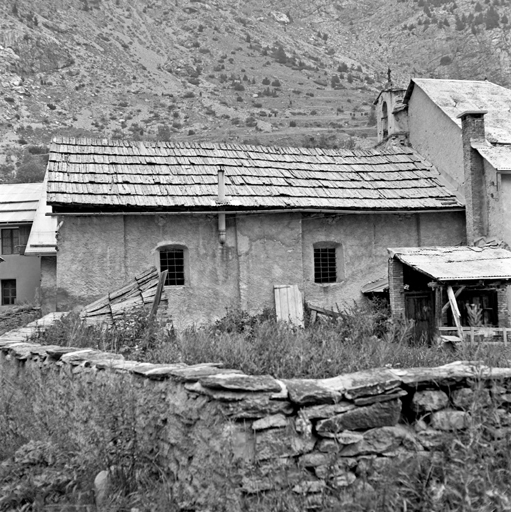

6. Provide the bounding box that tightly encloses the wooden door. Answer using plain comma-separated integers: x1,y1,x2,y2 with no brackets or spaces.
405,291,434,343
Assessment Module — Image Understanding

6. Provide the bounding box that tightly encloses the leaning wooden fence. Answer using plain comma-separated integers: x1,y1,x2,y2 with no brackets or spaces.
80,267,168,325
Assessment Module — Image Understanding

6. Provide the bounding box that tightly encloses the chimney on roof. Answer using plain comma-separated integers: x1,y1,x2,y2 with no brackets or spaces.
217,169,226,245
457,110,488,245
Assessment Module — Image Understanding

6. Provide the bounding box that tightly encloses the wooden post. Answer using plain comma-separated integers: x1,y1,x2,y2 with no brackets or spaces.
447,285,464,342
148,270,168,324
434,286,443,331
504,328,508,346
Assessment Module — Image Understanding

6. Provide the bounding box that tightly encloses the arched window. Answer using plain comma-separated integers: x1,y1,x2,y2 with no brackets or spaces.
381,101,389,138
158,245,187,286
313,242,344,284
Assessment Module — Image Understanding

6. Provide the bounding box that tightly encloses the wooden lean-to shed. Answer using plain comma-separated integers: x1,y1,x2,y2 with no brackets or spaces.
388,246,511,343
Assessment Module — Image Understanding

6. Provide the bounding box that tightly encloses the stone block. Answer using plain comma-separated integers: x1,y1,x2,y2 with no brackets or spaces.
318,368,402,400
316,399,401,435
200,373,282,393
412,389,449,413
416,429,449,450
338,425,419,457
284,379,342,406
300,401,355,420
315,458,358,479
252,413,289,431
255,428,317,461
430,409,469,431
221,397,294,419
451,387,491,409
354,389,408,406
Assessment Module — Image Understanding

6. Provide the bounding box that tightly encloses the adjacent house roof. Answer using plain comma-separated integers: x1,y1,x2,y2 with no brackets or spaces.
25,173,58,256
0,182,43,224
404,79,511,144
389,246,511,282
46,138,462,213
471,143,511,172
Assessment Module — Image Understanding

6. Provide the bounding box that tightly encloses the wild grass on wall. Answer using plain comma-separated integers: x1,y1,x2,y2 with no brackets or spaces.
30,301,511,379
2,365,511,511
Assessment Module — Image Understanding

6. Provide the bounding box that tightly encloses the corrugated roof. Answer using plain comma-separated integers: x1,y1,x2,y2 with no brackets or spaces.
361,276,389,294
472,143,511,172
389,246,511,281
46,138,462,212
405,79,511,144
0,183,42,224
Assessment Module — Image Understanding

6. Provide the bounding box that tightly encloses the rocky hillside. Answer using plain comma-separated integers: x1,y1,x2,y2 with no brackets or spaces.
1,0,510,182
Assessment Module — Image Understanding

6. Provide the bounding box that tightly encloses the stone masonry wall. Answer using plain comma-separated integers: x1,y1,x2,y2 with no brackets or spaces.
3,316,511,510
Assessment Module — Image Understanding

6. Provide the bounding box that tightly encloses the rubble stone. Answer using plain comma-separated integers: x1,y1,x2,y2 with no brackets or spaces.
431,409,469,431
255,428,316,461
200,373,282,392
252,413,289,431
412,389,449,413
316,399,401,435
284,379,342,405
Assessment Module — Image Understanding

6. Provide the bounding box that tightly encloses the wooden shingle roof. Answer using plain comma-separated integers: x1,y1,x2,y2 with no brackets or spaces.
47,137,462,212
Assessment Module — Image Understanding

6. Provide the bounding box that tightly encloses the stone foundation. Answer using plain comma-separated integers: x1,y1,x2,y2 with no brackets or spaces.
2,315,511,509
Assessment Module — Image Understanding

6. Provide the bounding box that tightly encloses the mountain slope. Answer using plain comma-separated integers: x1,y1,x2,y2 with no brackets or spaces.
1,0,510,182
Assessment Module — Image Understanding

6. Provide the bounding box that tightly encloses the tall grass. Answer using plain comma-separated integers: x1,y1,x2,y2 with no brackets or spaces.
2,368,511,511
4,304,511,510
30,301,511,379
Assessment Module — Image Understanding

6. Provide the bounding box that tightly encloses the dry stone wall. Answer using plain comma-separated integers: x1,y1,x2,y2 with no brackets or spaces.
2,315,511,510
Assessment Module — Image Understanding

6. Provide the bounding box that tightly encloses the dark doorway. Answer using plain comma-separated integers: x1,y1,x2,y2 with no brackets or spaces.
405,291,435,343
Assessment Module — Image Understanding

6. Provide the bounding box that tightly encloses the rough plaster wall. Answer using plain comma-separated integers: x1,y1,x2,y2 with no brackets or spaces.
499,174,511,323
301,212,464,307
482,161,500,242
54,211,466,322
236,213,303,314
499,174,511,245
408,87,464,196
56,216,126,311
0,252,41,308
40,256,57,314
417,211,466,246
123,215,240,329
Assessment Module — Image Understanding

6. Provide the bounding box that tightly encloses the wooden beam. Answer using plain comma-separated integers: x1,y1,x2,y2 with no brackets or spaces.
309,304,341,318
442,285,465,313
447,285,464,341
434,286,443,328
148,270,168,324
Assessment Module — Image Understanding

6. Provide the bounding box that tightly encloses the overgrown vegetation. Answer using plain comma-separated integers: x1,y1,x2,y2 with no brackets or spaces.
3,304,511,509
2,356,511,510
29,301,511,379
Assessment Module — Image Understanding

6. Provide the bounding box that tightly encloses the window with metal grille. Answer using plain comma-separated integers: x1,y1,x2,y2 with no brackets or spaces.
160,248,185,286
1,280,16,305
314,247,337,284
1,228,20,255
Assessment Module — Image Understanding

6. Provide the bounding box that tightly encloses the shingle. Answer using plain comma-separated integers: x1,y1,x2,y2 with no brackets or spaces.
46,138,462,211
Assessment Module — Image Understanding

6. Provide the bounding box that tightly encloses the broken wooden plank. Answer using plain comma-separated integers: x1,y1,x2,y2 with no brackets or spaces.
447,285,464,342
308,304,341,318
274,285,304,327
442,286,465,313
148,270,168,324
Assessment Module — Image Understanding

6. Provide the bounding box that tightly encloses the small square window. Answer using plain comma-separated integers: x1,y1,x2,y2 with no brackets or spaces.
314,247,337,284
160,249,185,286
1,279,16,305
